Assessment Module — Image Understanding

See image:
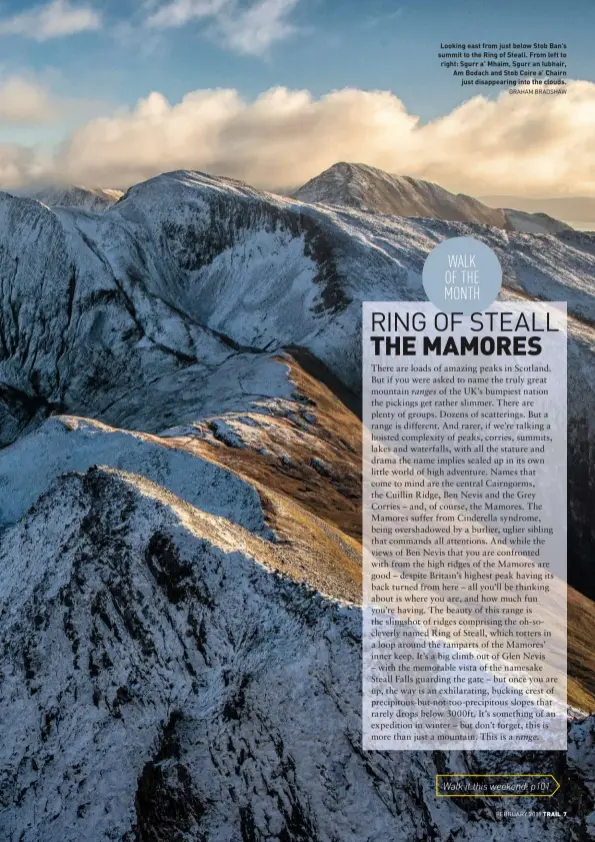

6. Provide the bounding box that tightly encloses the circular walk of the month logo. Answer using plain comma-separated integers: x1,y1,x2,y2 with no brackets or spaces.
422,235,503,314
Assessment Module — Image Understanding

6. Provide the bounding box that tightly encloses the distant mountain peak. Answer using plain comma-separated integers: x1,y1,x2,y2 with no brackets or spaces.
294,163,574,234
30,184,124,212
293,162,510,228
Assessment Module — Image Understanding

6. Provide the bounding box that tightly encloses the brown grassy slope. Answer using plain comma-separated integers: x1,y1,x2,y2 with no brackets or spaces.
168,351,363,543
568,587,595,712
165,352,595,712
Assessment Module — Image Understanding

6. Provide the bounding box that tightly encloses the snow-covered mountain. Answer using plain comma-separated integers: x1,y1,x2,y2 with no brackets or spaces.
1,169,595,840
1,170,594,453
1,460,593,842
294,162,509,227
29,185,124,212
294,162,573,234
502,208,573,235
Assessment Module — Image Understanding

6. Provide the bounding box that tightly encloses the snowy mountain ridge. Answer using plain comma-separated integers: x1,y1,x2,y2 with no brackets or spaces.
16,164,574,235
1,464,593,841
0,167,594,840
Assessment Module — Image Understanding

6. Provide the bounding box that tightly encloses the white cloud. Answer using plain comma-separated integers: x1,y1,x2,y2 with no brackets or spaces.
147,0,299,55
217,0,299,55
0,0,101,41
0,76,55,124
2,81,595,198
0,145,46,191
147,0,227,28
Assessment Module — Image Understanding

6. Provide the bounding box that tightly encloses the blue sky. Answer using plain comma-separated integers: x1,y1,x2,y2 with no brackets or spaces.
0,0,593,193
1,0,593,125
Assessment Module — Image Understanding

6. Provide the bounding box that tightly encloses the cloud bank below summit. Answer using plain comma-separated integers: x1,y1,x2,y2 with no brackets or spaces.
1,80,594,197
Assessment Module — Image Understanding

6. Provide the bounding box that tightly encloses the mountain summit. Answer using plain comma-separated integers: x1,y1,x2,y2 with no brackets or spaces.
294,162,510,228
30,185,124,212
294,162,573,234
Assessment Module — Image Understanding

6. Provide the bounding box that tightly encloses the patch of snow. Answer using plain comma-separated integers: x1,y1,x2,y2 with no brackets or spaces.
0,416,271,538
